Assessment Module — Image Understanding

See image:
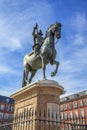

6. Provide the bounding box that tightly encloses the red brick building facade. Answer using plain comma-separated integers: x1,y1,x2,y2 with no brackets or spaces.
0,95,14,124
60,90,87,123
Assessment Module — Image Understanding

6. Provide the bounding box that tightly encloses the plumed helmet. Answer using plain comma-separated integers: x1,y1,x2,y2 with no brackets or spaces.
38,29,43,35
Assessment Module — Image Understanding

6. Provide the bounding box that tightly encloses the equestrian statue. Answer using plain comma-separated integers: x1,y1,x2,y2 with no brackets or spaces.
22,22,62,87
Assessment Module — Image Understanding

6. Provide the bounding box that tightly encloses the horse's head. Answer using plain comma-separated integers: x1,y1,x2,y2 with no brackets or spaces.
47,22,62,39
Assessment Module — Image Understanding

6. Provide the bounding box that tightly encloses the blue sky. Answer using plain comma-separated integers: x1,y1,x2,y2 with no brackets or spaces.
0,0,87,97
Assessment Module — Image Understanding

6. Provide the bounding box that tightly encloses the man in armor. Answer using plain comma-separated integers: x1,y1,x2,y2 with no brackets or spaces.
32,23,44,55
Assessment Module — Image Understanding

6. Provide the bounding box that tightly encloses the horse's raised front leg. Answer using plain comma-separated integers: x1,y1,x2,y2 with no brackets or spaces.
50,60,60,77
41,55,46,80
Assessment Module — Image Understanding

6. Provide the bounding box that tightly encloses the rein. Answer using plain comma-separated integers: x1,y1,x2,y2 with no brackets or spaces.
55,39,59,44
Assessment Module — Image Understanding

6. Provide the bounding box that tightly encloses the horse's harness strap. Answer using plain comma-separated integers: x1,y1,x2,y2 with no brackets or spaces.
32,43,40,49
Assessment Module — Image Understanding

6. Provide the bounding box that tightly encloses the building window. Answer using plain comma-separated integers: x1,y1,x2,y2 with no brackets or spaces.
80,109,84,117
84,98,87,106
64,112,68,120
64,103,67,110
11,106,14,112
69,111,73,119
6,98,10,103
74,110,78,118
0,104,5,111
68,102,73,109
0,112,3,119
60,105,63,111
73,101,77,108
61,112,63,120
86,108,87,115
6,105,10,111
9,114,14,119
78,100,83,107
4,113,9,119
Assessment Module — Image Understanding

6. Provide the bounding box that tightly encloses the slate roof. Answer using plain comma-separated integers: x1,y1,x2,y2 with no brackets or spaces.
0,95,14,104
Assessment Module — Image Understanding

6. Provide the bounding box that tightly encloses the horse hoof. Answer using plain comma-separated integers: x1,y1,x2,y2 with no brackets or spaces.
51,72,55,77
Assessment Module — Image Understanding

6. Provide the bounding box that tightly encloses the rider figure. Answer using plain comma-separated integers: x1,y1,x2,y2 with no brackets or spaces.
32,23,44,55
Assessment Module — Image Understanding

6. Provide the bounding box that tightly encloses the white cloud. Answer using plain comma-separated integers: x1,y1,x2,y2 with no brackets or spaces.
54,73,87,97
0,86,18,96
0,37,22,51
10,37,22,51
73,34,85,46
59,60,80,74
0,1,54,52
0,89,10,96
0,16,22,51
0,65,11,73
71,12,87,32
0,65,16,74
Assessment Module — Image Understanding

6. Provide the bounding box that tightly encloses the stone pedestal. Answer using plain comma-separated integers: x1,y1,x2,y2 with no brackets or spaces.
11,80,64,130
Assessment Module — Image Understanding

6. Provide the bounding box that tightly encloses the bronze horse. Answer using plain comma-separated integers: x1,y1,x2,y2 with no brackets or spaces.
22,22,61,87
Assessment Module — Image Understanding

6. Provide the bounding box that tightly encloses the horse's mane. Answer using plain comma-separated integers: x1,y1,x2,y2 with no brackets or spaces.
47,24,54,33
47,22,61,33
48,24,53,30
